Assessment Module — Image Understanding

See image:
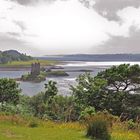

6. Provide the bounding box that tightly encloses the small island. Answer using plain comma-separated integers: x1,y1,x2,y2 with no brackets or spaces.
21,62,69,82
45,70,69,77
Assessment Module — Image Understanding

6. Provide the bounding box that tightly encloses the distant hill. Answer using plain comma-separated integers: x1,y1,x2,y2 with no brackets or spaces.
0,50,33,64
42,54,140,61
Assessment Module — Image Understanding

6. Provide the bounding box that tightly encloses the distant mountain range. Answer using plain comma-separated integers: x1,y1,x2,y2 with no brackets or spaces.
41,54,140,61
0,50,33,64
1,50,140,63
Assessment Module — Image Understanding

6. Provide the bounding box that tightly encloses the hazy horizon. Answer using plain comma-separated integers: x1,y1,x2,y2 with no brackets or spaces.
1,49,140,57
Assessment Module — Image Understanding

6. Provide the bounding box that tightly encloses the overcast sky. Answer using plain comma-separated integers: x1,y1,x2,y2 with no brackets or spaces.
0,0,140,56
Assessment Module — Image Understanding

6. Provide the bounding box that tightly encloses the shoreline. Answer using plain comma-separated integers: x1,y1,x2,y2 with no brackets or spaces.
0,61,65,71
1,61,140,71
0,67,31,71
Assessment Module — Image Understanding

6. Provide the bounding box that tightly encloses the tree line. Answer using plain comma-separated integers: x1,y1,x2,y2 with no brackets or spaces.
0,50,33,64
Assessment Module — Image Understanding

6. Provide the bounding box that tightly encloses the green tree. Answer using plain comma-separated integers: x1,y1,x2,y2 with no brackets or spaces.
71,73,107,110
45,95,77,121
0,78,21,104
44,81,58,103
71,65,140,117
29,81,58,118
29,92,46,118
97,64,140,93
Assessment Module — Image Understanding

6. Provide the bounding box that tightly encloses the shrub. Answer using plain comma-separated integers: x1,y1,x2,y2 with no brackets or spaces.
127,119,137,130
86,119,111,140
79,106,96,120
29,92,47,118
45,95,78,121
85,111,115,140
85,111,116,128
28,121,38,128
0,78,21,104
0,96,31,117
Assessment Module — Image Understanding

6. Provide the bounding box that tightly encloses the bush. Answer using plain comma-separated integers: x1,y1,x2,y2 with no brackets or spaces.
85,111,115,140
0,97,32,116
29,92,47,118
0,78,21,104
45,95,78,121
86,119,111,140
28,121,38,128
79,106,96,120
127,119,137,130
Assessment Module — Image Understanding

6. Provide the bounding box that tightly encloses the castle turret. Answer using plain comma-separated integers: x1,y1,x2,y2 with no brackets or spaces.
31,62,40,76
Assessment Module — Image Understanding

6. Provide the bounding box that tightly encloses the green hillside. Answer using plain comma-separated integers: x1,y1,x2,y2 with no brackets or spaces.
0,50,33,64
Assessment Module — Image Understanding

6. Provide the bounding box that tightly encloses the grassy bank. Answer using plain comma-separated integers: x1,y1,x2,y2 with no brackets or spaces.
0,115,139,140
0,115,87,140
111,122,140,140
0,60,58,68
0,123,88,140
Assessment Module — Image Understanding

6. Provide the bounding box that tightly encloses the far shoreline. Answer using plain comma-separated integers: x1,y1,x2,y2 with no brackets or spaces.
0,59,61,71
1,61,140,71
0,67,31,71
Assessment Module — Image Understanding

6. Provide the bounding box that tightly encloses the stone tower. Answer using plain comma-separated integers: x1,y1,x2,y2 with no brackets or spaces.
31,62,40,76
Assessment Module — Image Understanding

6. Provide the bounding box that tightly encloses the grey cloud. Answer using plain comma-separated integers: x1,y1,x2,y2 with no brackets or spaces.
10,21,37,37
0,17,6,20
95,27,140,54
7,32,21,37
0,33,27,49
93,0,140,21
80,0,140,21
11,0,30,5
10,0,140,20
13,20,26,32
10,0,56,6
0,33,37,55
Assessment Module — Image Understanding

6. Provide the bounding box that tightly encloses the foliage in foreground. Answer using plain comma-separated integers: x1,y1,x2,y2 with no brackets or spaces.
0,78,21,104
87,119,111,140
0,114,87,140
0,64,140,140
71,64,140,119
0,114,140,140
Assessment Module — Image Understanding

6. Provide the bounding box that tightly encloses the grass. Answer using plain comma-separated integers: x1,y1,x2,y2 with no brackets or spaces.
0,60,58,68
0,123,88,140
0,115,88,140
111,122,140,140
0,115,140,140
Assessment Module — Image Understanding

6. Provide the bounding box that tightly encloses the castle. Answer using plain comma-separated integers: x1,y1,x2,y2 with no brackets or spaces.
31,63,40,76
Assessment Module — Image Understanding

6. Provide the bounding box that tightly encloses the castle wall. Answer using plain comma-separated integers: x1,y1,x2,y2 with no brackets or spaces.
31,63,40,76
